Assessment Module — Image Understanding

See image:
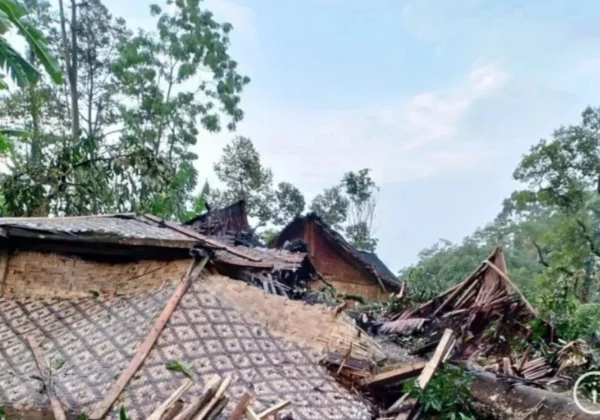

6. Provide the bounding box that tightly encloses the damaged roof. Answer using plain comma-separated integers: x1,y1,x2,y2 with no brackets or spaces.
214,245,307,271
273,213,402,291
0,214,201,248
183,199,249,236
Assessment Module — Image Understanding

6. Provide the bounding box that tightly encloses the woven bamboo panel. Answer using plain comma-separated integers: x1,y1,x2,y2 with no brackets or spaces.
0,273,371,419
202,274,382,361
310,278,384,301
1,251,189,299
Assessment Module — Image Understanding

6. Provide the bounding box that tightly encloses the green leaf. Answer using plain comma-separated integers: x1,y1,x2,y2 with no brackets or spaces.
165,360,194,380
0,0,62,84
119,406,128,420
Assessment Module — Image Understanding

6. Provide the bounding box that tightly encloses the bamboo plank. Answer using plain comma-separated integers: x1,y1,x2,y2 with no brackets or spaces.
228,393,253,420
174,375,221,420
418,329,455,389
257,400,291,419
148,379,193,420
361,363,426,387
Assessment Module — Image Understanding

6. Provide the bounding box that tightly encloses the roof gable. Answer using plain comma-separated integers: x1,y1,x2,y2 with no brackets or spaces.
274,213,401,291
183,200,249,236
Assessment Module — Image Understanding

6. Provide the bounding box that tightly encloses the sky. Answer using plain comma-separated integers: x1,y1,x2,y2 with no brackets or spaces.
103,0,600,272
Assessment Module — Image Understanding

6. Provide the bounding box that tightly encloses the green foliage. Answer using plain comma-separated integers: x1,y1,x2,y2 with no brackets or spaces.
0,0,61,87
310,185,348,230
274,181,305,225
310,168,379,250
505,106,600,302
119,406,128,420
212,136,275,227
77,413,88,420
398,216,547,302
166,360,195,380
0,406,5,420
0,0,248,219
403,366,475,420
211,136,307,230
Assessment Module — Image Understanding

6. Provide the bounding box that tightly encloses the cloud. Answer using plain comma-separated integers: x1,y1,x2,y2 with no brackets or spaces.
197,62,507,193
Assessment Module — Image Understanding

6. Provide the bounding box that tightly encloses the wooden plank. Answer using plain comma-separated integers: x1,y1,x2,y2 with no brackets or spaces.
484,259,538,316
143,214,262,262
90,257,206,420
228,393,253,420
257,400,291,419
245,408,261,420
503,357,514,376
173,375,221,420
0,247,9,297
206,396,229,420
361,363,426,387
195,375,233,420
147,379,193,420
418,329,455,389
26,336,67,420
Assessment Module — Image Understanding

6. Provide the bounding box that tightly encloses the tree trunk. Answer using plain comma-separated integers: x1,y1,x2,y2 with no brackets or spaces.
58,0,79,143
469,370,600,420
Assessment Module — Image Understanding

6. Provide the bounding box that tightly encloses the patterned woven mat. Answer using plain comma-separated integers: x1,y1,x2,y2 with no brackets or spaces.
0,276,371,419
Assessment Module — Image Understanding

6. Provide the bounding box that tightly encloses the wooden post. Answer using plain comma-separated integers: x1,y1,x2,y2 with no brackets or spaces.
90,256,207,419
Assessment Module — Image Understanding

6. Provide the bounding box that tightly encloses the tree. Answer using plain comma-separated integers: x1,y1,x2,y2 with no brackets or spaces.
273,181,305,225
310,185,349,230
212,136,274,227
507,106,600,302
342,168,379,251
0,0,249,219
398,218,546,302
0,0,61,153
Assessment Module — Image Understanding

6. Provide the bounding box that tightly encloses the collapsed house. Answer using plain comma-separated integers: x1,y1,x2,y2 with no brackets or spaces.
184,201,317,298
271,213,401,301
0,214,377,419
381,247,539,361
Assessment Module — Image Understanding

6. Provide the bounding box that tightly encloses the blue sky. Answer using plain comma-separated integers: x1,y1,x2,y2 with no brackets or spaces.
107,0,600,272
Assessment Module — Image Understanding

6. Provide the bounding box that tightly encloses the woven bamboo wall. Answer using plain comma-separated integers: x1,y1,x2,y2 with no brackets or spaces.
201,273,384,361
0,250,190,299
310,278,384,301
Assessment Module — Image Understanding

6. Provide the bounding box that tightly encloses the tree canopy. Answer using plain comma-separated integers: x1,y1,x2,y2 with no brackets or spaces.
0,0,249,219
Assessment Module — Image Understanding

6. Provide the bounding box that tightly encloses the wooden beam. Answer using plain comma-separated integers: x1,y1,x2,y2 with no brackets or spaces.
143,214,262,262
257,400,291,419
0,247,9,297
361,363,426,387
90,257,207,420
147,379,193,420
418,329,455,389
194,374,233,420
228,393,253,420
173,375,221,420
26,336,67,420
484,260,538,316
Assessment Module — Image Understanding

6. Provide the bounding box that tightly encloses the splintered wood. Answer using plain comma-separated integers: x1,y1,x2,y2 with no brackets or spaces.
380,248,542,368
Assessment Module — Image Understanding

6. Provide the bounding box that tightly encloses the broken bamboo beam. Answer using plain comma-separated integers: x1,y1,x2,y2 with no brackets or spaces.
361,363,426,387
174,375,222,420
206,396,229,420
147,379,193,420
90,256,207,420
418,329,455,388
26,336,67,420
484,260,538,316
257,400,291,419
228,393,253,420
194,374,233,420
